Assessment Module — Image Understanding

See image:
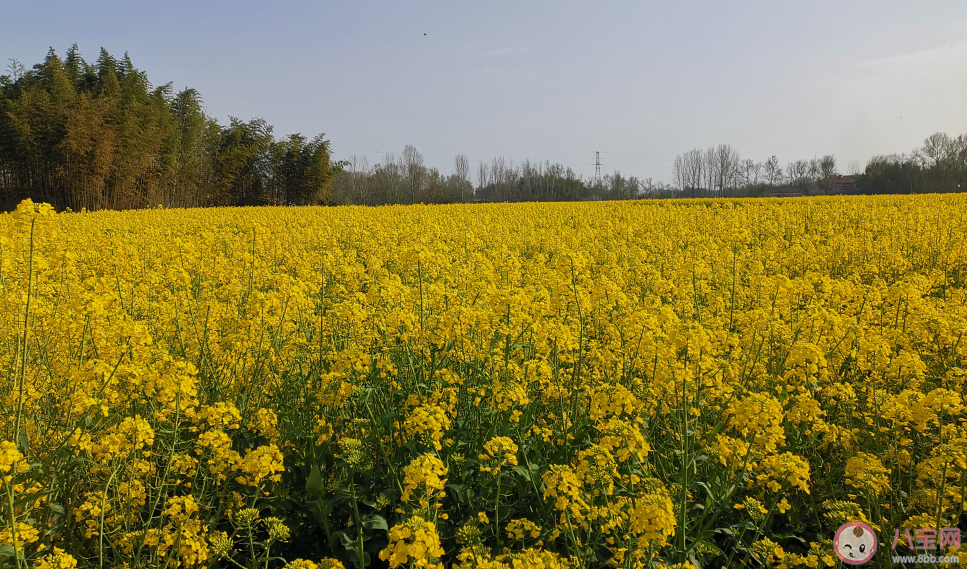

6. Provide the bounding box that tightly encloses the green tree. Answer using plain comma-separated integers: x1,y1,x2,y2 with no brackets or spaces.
0,46,338,211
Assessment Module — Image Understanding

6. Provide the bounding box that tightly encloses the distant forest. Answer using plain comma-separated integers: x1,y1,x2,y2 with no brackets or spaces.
0,46,338,211
332,131,967,205
2,47,966,211
668,134,967,199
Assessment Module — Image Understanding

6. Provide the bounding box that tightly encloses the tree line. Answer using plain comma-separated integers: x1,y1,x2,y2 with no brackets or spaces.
4,47,966,211
671,134,967,198
0,46,339,211
332,147,473,206
863,132,967,195
338,131,967,206
672,146,844,198
332,150,679,205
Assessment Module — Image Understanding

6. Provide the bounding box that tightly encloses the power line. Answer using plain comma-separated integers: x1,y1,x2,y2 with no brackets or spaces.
332,145,679,166
329,134,913,158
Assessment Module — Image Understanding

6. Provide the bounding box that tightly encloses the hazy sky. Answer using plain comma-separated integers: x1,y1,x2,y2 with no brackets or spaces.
4,0,967,183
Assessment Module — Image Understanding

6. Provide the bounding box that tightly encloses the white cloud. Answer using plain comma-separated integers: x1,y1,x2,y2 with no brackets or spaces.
863,40,967,72
829,40,967,164
481,46,530,57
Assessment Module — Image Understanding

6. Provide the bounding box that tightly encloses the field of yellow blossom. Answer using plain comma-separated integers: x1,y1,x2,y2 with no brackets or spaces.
1,195,967,569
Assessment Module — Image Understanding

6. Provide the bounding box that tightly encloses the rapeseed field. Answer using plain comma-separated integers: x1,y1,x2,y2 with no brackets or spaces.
1,195,966,568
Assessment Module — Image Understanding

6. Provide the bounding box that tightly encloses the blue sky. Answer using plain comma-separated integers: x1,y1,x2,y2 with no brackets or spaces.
4,0,967,183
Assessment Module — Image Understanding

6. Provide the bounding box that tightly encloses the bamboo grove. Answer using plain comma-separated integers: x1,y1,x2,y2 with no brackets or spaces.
0,47,339,212
1,195,967,568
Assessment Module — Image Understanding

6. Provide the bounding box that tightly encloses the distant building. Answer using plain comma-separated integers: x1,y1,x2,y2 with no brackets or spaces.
766,177,863,198
827,176,862,194
474,188,485,203
766,186,805,198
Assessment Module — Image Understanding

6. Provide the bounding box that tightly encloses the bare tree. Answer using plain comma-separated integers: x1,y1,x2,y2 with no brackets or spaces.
808,158,821,186
817,154,837,192
488,157,521,201
674,148,707,197
741,159,762,189
712,144,741,196
604,171,638,200
673,155,687,194
786,160,812,191
374,152,403,204
914,132,957,187
491,156,505,200
477,158,488,193
521,160,538,199
453,154,470,202
763,156,783,186
345,155,371,204
846,160,862,176
702,147,716,197
400,145,426,204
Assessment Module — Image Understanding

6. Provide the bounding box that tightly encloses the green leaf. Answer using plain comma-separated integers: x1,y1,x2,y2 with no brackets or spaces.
309,498,331,523
702,421,725,444
17,430,30,453
688,539,723,557
379,411,398,425
306,464,325,498
348,549,371,568
362,514,388,531
447,483,466,503
511,465,531,481
14,490,52,507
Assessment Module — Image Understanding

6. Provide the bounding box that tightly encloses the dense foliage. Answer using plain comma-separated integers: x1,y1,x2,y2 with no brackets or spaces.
337,132,967,207
672,135,967,199
331,154,667,205
0,47,339,212
1,195,966,568
863,133,967,195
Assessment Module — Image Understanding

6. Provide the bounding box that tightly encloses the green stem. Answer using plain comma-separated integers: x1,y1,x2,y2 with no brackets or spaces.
248,524,257,566
4,478,22,569
935,459,949,531
5,218,35,569
495,470,503,548
14,218,35,448
99,464,122,569
349,470,365,568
